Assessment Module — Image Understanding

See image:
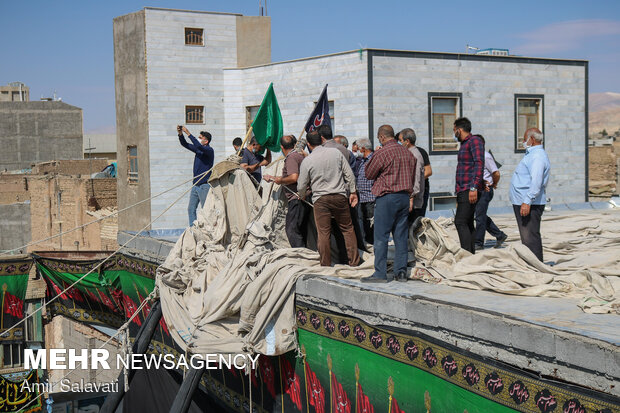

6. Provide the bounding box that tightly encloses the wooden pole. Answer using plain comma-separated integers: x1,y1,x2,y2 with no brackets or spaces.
237,126,254,157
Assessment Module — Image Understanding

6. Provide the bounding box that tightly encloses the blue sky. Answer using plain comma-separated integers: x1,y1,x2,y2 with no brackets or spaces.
2,0,619,132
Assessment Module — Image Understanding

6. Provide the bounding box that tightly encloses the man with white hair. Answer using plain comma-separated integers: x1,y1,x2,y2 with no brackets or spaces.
355,138,375,244
509,128,550,261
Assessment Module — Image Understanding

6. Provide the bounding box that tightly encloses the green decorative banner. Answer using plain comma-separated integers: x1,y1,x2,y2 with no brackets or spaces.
37,258,125,328
0,258,31,341
295,305,620,413
35,254,175,355
0,370,42,412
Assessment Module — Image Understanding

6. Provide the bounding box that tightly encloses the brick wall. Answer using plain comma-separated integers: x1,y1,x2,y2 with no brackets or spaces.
45,315,122,392
28,176,118,252
0,175,29,204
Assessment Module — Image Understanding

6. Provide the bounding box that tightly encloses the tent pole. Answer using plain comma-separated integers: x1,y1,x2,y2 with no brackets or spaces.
99,300,163,413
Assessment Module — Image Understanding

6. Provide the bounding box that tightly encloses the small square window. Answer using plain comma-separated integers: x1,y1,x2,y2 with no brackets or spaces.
515,95,543,152
186,106,204,124
429,93,462,154
127,146,138,184
185,28,204,46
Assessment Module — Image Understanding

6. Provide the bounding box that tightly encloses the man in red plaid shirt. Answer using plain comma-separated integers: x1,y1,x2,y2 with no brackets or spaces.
362,125,416,283
453,117,485,253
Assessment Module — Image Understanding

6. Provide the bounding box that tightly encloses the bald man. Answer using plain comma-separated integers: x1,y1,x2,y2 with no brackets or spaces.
509,128,550,262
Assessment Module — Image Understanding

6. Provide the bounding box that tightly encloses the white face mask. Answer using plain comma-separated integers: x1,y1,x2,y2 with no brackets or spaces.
523,138,532,150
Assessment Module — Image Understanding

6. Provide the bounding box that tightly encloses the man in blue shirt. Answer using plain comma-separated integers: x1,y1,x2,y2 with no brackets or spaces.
509,128,550,261
178,126,214,226
240,137,272,184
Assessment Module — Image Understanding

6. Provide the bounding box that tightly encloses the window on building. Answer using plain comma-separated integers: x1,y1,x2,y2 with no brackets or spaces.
1,343,23,368
127,146,138,184
515,95,543,152
246,105,260,131
430,193,457,211
25,302,42,343
429,93,462,153
186,106,204,124
185,28,204,46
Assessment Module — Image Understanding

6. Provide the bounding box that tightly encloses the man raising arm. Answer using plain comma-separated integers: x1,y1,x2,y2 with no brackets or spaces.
177,125,214,226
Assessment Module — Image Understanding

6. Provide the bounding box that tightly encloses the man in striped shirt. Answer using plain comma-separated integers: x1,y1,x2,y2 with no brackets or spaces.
362,125,416,283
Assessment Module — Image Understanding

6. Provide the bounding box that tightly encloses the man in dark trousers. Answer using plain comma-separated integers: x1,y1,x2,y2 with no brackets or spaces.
297,132,360,267
474,135,507,250
363,125,416,283
264,135,309,248
453,117,485,253
177,126,215,227
318,125,365,252
509,128,550,261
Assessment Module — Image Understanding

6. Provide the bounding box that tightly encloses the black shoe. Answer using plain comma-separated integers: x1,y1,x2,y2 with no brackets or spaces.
361,275,389,283
395,271,408,282
495,233,508,248
474,243,484,251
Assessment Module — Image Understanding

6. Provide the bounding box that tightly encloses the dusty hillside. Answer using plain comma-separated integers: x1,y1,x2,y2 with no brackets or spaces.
589,143,618,197
589,92,620,136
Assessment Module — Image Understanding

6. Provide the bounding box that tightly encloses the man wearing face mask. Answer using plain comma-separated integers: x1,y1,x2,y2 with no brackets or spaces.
453,117,485,254
509,128,550,262
240,137,272,184
177,125,214,226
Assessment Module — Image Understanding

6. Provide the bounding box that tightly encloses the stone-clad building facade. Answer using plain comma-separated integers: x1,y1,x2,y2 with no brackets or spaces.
114,8,587,231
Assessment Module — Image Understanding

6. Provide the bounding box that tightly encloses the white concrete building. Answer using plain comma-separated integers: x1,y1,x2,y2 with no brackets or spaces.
114,8,588,231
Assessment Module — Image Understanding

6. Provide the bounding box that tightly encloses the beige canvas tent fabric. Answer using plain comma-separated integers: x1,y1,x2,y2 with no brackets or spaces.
157,157,619,358
410,209,620,314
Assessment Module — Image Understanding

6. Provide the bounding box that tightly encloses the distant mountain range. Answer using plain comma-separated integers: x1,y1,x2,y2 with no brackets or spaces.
590,92,620,136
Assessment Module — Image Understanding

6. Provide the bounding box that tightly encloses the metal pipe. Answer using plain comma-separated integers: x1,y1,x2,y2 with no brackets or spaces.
168,365,206,413
99,300,163,413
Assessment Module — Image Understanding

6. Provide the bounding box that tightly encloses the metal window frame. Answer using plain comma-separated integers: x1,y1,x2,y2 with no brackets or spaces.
185,105,205,124
184,27,204,46
127,145,139,184
429,191,456,211
514,94,545,154
428,93,463,155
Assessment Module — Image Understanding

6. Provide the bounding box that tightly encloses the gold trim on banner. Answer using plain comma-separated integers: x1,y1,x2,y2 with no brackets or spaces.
0,260,33,276
37,254,158,279
295,305,619,413
51,302,124,327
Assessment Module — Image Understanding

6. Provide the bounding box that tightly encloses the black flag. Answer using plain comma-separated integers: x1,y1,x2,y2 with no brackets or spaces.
304,84,331,133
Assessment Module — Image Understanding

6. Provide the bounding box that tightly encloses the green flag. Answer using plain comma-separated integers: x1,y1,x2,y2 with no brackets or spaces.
251,83,283,152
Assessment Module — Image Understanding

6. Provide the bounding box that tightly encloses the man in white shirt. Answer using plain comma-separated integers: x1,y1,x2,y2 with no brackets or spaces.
473,135,507,250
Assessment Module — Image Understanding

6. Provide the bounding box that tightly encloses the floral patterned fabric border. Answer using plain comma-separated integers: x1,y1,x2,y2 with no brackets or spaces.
295,304,619,413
